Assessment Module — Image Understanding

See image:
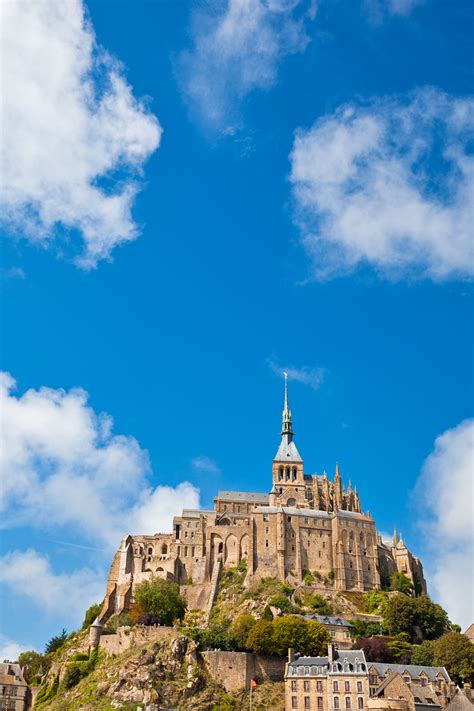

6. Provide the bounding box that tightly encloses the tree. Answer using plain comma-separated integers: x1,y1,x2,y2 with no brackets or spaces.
230,614,256,651
411,640,435,666
353,637,393,662
134,577,186,626
200,622,235,651
390,572,413,595
384,594,415,637
414,596,449,640
271,616,309,656
247,620,274,655
306,594,334,615
305,620,330,656
81,603,102,630
268,594,293,613
44,629,68,655
18,650,49,684
433,632,474,684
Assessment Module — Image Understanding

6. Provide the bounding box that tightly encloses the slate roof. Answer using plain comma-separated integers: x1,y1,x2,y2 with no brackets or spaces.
371,663,450,683
291,656,329,667
274,434,303,462
443,690,474,711
215,491,269,502
304,615,353,627
258,506,333,518
181,509,214,518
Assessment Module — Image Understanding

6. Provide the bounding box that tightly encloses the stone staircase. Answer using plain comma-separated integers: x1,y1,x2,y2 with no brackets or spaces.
204,555,222,623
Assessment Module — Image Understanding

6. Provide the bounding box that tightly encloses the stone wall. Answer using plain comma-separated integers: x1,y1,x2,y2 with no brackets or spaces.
202,651,286,692
99,625,174,656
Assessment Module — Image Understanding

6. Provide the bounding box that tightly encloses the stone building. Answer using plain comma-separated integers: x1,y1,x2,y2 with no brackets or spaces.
304,616,354,650
285,645,370,711
0,663,30,711
285,651,453,711
100,377,426,621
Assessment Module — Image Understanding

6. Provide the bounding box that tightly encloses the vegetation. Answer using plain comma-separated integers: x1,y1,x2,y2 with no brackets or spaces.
305,593,334,615
134,576,187,626
433,632,474,684
390,572,413,595
44,629,68,655
229,614,256,650
81,603,102,630
383,594,449,641
18,649,50,685
247,615,329,656
411,640,435,666
353,637,393,662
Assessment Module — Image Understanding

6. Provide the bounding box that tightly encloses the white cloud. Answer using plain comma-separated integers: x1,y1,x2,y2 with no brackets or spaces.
290,88,474,281
0,0,161,268
0,549,105,623
0,634,32,662
178,0,316,133
364,0,423,20
268,356,325,390
191,455,221,476
414,419,474,629
0,373,200,547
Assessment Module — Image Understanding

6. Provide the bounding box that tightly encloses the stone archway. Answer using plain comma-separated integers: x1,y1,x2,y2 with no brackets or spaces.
240,534,250,561
225,534,239,568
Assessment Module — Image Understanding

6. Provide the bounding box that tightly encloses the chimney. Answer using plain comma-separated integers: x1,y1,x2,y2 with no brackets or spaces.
463,683,471,702
448,682,456,700
328,643,336,663
288,648,295,663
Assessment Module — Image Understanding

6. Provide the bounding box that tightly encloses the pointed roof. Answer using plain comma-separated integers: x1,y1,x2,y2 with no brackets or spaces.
274,374,302,462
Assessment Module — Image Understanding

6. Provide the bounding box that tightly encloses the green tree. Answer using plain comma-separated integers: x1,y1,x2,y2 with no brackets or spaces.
384,594,415,637
414,596,449,640
247,620,274,655
306,594,334,615
305,620,330,655
268,594,293,613
18,650,48,684
81,603,102,630
271,615,309,656
411,640,435,666
390,572,413,595
433,632,474,684
230,614,256,650
387,637,412,663
44,629,68,655
134,577,186,626
363,590,388,614
200,621,235,651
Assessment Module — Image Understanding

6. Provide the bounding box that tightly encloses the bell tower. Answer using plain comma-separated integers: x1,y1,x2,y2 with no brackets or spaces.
270,373,308,508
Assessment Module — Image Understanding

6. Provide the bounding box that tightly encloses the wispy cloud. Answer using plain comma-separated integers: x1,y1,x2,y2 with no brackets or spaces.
290,88,474,282
0,267,25,281
0,372,200,546
0,0,161,268
0,634,33,662
0,549,105,623
363,0,424,22
177,0,316,134
191,456,221,476
267,356,325,391
414,418,474,629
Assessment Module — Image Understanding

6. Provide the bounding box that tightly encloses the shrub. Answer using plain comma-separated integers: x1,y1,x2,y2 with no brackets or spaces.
411,640,435,666
247,620,274,655
44,629,68,655
306,593,334,615
268,594,293,613
81,603,102,630
134,577,186,626
390,572,413,595
353,637,393,662
230,614,256,650
63,664,84,689
262,605,274,621
199,621,235,651
327,571,335,582
363,590,388,614
303,570,315,585
35,676,59,706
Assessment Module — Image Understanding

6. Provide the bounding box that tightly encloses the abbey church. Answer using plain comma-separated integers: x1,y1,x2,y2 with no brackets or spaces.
100,379,426,620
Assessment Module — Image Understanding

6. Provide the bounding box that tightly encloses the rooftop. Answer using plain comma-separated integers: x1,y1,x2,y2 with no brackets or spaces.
304,615,353,627
371,663,450,683
216,491,269,502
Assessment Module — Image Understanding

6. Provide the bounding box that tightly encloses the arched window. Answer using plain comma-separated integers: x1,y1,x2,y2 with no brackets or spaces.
285,467,290,481
346,698,351,709
278,467,283,481
334,698,340,709
218,542,223,553
161,543,168,555
292,467,297,481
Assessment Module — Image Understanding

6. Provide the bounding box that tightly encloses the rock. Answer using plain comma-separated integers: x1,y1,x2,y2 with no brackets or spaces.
270,606,282,617
170,636,188,662
96,680,109,694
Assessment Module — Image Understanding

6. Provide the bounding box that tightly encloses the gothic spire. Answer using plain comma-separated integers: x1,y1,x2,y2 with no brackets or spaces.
281,371,293,437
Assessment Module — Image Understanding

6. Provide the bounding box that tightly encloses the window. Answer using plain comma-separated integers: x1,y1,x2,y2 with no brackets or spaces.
345,682,350,692
334,698,340,709
305,518,309,525
288,516,292,522
184,546,188,556
369,675,378,686
345,698,351,709
421,678,428,687
263,513,269,522
317,681,323,692
292,681,297,692
358,699,364,709
357,682,362,693
161,543,168,554
333,682,339,692
403,676,411,684
292,697,298,709
185,531,188,538
191,546,195,557
318,698,323,709
304,681,310,692
265,540,269,547
305,698,310,709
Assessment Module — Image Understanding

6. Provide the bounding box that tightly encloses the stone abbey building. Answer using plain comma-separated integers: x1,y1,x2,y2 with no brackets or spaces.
100,378,425,620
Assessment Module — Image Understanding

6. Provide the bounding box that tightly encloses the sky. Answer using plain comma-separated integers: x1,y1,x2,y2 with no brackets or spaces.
0,0,473,658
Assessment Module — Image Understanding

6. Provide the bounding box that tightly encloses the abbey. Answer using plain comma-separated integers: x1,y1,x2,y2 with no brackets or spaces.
100,378,426,620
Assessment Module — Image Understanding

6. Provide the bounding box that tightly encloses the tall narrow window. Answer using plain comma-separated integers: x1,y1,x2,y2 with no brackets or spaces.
346,698,351,709
333,682,339,692
304,681,310,692
358,699,364,709
334,698,340,709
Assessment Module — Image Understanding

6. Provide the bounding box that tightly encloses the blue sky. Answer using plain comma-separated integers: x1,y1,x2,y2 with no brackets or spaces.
0,0,473,657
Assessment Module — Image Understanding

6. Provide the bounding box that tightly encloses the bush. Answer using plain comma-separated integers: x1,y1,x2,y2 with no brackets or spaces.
353,637,393,662
230,614,256,650
363,590,388,614
327,571,335,582
390,572,413,595
411,640,435,666
303,570,315,585
63,664,84,689
268,594,293,613
199,621,235,651
81,603,102,630
306,593,334,615
134,577,186,626
247,620,274,655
